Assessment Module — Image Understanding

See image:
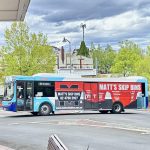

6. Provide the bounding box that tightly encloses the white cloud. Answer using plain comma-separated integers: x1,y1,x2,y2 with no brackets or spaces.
1,0,150,50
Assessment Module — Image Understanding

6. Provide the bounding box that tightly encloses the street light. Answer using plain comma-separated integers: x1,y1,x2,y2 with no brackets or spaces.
62,37,72,74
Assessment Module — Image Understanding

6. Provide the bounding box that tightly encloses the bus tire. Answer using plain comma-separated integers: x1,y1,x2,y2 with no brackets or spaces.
31,112,38,116
112,102,123,114
39,103,52,116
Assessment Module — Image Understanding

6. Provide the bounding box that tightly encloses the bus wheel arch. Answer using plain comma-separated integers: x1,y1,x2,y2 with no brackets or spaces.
39,102,53,116
112,101,123,114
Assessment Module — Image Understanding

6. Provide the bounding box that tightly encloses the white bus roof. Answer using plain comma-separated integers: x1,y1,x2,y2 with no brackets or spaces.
33,73,147,83
32,73,81,78
63,76,147,82
5,74,147,83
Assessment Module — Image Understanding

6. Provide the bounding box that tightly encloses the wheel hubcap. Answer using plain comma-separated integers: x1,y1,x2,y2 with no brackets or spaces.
114,104,121,112
41,105,49,114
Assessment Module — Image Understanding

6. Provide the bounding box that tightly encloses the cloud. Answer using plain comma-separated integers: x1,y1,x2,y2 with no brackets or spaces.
25,0,150,49
1,0,150,50
37,0,137,23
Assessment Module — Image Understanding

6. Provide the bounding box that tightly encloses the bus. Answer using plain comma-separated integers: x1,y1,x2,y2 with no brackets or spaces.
2,73,148,115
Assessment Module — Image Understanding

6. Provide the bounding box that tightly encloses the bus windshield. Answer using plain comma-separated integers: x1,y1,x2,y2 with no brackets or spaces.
3,82,14,101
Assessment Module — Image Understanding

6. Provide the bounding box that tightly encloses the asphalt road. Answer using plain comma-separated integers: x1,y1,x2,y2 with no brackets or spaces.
0,109,150,150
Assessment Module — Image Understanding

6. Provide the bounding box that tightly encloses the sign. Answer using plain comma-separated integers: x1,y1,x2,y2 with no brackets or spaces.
99,83,141,91
57,92,81,101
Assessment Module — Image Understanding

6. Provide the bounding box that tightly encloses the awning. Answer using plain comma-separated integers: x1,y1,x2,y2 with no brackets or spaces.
0,0,30,21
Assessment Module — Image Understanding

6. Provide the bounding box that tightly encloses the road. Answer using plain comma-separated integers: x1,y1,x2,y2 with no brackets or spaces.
0,109,150,150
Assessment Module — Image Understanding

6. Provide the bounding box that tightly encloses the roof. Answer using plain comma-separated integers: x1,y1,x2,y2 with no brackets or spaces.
0,0,30,21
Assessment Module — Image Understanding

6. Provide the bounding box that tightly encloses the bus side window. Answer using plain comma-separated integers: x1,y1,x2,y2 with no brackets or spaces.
34,81,55,97
142,83,145,97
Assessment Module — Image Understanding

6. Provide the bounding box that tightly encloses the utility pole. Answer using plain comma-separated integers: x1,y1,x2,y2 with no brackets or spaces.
80,23,86,41
62,37,72,74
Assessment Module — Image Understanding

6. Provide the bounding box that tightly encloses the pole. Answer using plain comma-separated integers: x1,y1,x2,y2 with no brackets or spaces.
81,23,86,41
62,37,71,74
83,27,84,41
69,42,71,74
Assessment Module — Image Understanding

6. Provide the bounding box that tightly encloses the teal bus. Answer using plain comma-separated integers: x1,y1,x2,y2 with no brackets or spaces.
2,73,149,115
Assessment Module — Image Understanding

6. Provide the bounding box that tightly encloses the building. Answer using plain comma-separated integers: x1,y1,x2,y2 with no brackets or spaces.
55,46,97,76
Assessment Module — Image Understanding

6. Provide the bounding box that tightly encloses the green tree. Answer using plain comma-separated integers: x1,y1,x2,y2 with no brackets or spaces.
103,44,116,73
111,41,141,76
77,41,89,57
135,45,150,81
91,44,116,74
135,56,150,80
91,45,105,73
0,22,56,77
120,40,143,56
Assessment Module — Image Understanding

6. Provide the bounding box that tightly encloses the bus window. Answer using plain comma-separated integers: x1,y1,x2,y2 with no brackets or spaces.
142,83,145,97
3,82,14,101
70,85,78,89
34,81,55,97
60,85,68,89
17,82,24,99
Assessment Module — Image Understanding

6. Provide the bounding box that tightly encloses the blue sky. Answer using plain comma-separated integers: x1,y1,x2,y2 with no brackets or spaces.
1,0,150,50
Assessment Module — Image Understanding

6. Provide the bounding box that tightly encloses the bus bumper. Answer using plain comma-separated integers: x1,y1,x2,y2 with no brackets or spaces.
2,101,16,112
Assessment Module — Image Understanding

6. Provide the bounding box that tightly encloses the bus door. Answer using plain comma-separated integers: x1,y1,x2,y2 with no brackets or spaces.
84,83,99,109
16,81,33,111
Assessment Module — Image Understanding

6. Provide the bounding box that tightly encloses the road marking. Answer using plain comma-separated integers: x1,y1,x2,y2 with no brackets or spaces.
7,118,150,135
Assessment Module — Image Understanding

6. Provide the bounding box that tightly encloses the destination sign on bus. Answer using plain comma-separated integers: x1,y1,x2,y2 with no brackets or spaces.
99,83,141,91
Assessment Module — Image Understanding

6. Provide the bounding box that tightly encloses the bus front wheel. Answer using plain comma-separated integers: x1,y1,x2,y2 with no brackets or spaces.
39,103,52,116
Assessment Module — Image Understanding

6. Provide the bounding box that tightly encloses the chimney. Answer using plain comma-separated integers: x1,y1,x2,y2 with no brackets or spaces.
61,46,65,64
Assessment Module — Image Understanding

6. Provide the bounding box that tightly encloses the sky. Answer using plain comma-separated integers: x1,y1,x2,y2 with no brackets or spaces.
1,0,150,50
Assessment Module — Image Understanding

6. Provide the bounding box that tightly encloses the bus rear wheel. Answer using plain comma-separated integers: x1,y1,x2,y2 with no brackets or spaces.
112,102,123,114
39,103,52,116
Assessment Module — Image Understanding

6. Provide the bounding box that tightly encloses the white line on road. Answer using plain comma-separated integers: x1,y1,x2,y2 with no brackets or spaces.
7,118,150,135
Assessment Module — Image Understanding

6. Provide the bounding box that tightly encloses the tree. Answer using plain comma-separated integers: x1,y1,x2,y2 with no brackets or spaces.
91,44,116,74
0,22,56,78
111,41,141,76
120,40,143,56
135,56,150,80
103,44,116,73
77,41,89,57
91,45,104,73
135,45,150,81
